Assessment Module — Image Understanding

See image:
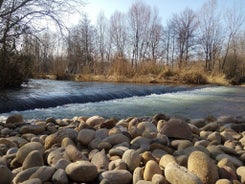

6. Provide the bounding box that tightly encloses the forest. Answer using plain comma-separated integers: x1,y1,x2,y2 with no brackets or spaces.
0,0,245,88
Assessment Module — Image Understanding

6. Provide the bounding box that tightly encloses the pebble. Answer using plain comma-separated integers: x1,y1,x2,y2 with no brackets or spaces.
160,119,193,140
143,160,162,181
22,150,44,170
52,169,69,184
122,149,141,173
165,162,202,184
0,114,244,183
159,154,177,169
16,142,44,164
100,170,132,184
77,128,96,145
0,165,13,184
65,160,98,182
236,166,245,183
188,151,219,184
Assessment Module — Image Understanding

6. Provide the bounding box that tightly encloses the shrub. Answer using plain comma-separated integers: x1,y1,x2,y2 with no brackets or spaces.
180,71,207,84
0,53,33,89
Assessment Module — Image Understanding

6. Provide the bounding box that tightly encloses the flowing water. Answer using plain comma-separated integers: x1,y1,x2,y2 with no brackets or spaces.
0,79,244,121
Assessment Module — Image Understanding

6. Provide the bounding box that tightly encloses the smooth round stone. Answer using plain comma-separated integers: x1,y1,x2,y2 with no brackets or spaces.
216,154,243,167
108,159,127,170
194,140,210,147
137,122,157,138
236,166,245,183
165,162,202,184
0,138,17,149
224,140,235,149
207,145,224,159
61,137,75,147
133,167,144,184
97,140,111,149
108,148,124,157
16,142,44,164
188,123,200,135
65,144,87,162
217,145,238,155
19,178,42,184
159,154,177,169
91,149,109,172
44,128,78,149
217,158,236,172
1,128,11,136
47,148,67,167
122,149,141,173
0,165,13,184
174,145,210,157
136,181,153,184
100,118,117,129
100,170,132,184
215,179,232,184
207,132,222,145
143,160,162,181
0,143,7,154
65,160,98,182
175,155,188,167
13,167,40,184
52,169,69,184
188,151,219,184
86,116,105,127
22,150,44,170
77,129,96,145
152,174,168,184
160,119,193,140
220,131,233,141
141,151,158,165
6,114,23,124
95,128,109,140
54,159,71,170
201,122,218,131
29,166,55,182
131,136,151,149
218,166,237,180
103,134,130,146
30,137,44,144
20,124,45,134
171,140,193,150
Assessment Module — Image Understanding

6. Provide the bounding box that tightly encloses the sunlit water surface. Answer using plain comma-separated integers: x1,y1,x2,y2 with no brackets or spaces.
0,79,244,121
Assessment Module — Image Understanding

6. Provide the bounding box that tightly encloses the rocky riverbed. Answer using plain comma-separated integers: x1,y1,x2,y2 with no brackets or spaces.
0,113,245,184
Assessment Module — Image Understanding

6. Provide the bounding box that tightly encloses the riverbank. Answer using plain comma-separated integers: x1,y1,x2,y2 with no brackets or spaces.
0,113,244,183
35,72,233,86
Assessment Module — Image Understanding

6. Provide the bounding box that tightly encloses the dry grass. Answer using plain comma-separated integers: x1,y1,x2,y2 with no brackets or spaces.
34,56,234,86
206,73,230,86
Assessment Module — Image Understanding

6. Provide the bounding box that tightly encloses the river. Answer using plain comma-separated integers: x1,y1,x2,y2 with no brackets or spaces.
0,79,244,121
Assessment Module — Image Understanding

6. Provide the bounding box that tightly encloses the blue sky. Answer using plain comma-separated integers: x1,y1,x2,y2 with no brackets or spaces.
80,0,245,25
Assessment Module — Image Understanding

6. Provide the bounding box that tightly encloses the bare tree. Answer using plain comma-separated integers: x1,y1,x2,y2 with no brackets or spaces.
147,8,164,62
66,14,96,74
0,0,84,88
109,11,127,57
198,0,222,71
170,8,198,69
128,2,152,65
221,3,244,71
96,11,108,63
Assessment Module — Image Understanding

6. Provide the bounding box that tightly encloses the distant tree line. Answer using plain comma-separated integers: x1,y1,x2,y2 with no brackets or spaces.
1,0,245,88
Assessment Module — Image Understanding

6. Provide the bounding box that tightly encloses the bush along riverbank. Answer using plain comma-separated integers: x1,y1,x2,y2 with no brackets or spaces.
0,113,245,183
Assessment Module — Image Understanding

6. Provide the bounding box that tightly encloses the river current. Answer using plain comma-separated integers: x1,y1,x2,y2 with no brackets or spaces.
0,79,244,121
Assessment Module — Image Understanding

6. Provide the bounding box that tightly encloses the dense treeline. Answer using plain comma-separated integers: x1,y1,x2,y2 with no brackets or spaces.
1,0,245,88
